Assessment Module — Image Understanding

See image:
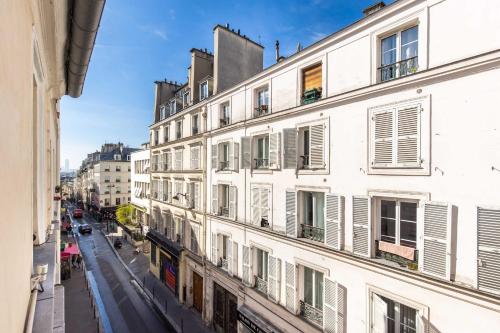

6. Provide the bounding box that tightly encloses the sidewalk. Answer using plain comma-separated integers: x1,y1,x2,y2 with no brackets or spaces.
103,226,212,333
61,233,99,333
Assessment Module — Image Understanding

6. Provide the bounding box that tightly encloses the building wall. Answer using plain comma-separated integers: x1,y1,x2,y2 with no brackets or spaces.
0,0,67,331
95,161,133,208
131,149,151,215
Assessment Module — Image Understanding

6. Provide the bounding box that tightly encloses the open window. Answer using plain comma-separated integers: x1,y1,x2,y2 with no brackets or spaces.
299,265,324,328
254,248,269,294
379,25,419,82
212,184,237,220
250,186,271,228
175,120,182,139
254,85,269,118
192,113,200,135
298,191,325,242
219,103,230,128
212,141,239,172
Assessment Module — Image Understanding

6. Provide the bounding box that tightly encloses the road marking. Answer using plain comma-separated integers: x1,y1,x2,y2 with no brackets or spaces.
129,258,137,265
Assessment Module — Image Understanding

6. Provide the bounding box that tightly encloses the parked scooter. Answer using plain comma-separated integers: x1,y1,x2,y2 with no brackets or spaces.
114,238,122,249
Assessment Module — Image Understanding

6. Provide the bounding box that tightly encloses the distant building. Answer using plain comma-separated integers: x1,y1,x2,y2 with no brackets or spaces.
131,143,151,228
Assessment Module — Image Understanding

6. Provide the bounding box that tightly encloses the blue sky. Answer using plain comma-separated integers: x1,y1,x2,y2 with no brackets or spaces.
61,0,390,169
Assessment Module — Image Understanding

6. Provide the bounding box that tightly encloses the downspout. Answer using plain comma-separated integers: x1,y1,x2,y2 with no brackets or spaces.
24,289,38,333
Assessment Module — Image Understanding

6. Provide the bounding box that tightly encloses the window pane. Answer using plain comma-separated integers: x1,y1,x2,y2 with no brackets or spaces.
400,302,417,333
257,249,263,277
304,129,310,156
401,26,418,46
400,221,417,248
400,202,417,222
315,193,325,229
381,34,397,66
303,267,313,306
381,200,396,218
304,192,313,226
263,251,268,279
381,296,396,333
314,271,324,310
401,26,418,60
381,218,396,243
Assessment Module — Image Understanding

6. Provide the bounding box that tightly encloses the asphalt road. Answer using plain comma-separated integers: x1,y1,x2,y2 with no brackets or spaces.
69,207,170,333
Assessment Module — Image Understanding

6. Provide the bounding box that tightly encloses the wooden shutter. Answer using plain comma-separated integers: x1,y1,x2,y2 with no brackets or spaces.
303,63,322,92
283,128,297,169
372,109,395,167
241,137,251,169
242,245,252,286
325,194,345,250
421,201,452,280
227,238,233,276
261,188,270,226
477,207,500,294
285,261,297,314
251,187,260,226
212,184,218,214
229,186,237,220
269,132,281,169
309,123,325,168
397,106,421,166
211,233,217,264
211,144,218,169
194,182,200,210
337,284,347,333
267,255,281,303
286,190,296,238
232,242,238,278
232,142,239,172
371,294,388,333
352,196,372,257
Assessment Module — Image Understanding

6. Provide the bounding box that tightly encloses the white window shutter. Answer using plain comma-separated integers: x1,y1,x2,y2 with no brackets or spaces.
285,261,297,314
229,186,237,220
267,255,281,303
372,293,388,333
233,142,239,172
167,180,172,203
421,201,453,280
194,182,200,210
283,128,297,169
190,146,200,170
158,180,164,200
227,238,233,276
261,188,270,226
309,123,325,168
396,106,421,166
232,242,238,278
228,141,234,170
372,109,395,167
212,184,218,215
211,144,218,169
241,137,252,169
175,150,183,170
286,190,296,238
269,132,281,169
323,278,337,333
251,187,260,226
166,151,172,170
242,245,252,286
325,194,345,250
352,196,372,257
211,233,217,264
477,207,500,294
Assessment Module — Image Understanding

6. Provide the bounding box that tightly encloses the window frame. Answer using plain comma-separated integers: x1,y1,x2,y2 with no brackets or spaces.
376,197,419,249
253,84,270,118
219,102,231,128
175,120,182,139
301,265,324,311
192,113,200,135
295,119,328,172
183,91,191,108
253,134,270,169
199,80,209,101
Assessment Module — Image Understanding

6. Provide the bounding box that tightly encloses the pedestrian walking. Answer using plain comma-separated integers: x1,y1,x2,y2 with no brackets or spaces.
76,254,82,269
71,254,77,268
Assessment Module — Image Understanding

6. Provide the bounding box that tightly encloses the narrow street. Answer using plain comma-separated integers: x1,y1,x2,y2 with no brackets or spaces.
70,209,171,333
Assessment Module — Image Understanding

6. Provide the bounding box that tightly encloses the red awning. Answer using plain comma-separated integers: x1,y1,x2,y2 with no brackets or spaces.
63,242,80,255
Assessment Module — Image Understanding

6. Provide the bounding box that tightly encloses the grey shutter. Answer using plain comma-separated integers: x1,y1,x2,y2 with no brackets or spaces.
232,242,238,278
242,245,252,286
477,207,500,294
227,238,233,276
212,184,218,215
267,255,281,303
309,123,325,168
337,283,347,333
211,233,217,264
397,106,421,166
286,190,296,238
211,144,218,169
229,186,237,220
251,187,260,226
285,261,297,314
325,194,344,250
241,137,251,169
422,201,452,280
372,109,395,167
352,196,372,257
269,132,281,169
283,128,297,169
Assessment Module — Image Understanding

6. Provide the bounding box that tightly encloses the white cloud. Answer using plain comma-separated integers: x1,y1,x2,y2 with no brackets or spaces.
138,25,168,41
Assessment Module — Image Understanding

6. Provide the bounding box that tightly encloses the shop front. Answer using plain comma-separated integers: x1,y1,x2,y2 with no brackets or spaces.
213,282,238,333
237,305,281,333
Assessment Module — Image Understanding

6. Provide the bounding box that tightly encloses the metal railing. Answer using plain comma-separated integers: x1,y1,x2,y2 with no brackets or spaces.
219,118,230,127
254,105,269,118
85,270,114,333
254,158,269,169
299,155,309,169
301,88,322,105
218,258,228,271
254,276,268,294
219,207,229,217
300,224,325,242
192,127,199,135
379,56,418,82
299,300,323,327
219,161,230,170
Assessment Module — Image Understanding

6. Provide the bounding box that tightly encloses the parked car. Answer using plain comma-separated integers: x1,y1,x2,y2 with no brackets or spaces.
78,224,92,235
72,209,83,218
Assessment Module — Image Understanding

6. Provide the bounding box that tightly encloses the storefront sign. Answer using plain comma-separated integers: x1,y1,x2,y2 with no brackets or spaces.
237,309,267,333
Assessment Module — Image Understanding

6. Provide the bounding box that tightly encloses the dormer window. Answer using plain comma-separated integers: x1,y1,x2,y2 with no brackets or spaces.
183,91,191,108
114,154,121,161
254,86,269,118
380,25,419,82
200,81,209,101
169,99,177,115
160,105,167,120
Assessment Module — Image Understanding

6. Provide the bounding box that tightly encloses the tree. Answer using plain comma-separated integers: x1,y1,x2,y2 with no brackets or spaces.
115,204,136,227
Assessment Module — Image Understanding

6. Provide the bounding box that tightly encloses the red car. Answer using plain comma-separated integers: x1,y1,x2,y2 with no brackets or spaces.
72,209,83,218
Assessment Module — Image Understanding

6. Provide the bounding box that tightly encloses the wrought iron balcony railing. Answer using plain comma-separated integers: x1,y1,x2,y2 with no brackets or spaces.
254,158,269,169
192,127,199,135
379,56,418,82
219,118,230,127
254,105,269,118
219,161,230,170
218,258,228,271
299,300,323,327
219,207,229,218
301,88,322,105
300,224,325,242
254,276,268,294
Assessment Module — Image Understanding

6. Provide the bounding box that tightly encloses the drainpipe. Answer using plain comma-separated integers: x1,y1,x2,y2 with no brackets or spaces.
24,290,38,333
66,0,106,98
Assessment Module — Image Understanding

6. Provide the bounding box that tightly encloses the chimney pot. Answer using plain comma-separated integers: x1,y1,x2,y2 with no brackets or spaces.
226,23,229,28
237,29,240,35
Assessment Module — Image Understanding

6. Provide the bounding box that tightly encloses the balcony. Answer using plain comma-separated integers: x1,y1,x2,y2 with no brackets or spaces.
301,88,322,105
219,207,229,218
379,56,418,82
217,258,228,271
299,301,323,328
219,161,230,171
254,158,269,169
254,276,268,295
300,224,324,242
219,118,230,127
192,127,199,135
254,105,269,118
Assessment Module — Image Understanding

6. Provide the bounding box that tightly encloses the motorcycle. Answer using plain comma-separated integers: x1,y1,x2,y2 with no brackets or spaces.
113,238,122,249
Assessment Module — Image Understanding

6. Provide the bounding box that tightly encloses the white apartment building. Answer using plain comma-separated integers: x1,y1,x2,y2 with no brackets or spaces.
131,144,151,227
202,1,500,332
